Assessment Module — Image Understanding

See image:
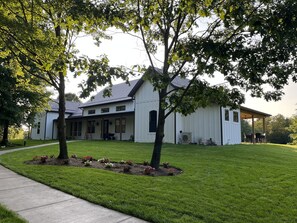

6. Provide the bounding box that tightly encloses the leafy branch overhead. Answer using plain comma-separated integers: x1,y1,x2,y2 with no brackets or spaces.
106,0,297,168
0,0,128,158
112,0,297,104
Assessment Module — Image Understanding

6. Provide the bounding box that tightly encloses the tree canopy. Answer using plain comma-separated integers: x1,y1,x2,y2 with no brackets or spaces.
0,0,126,157
110,0,297,168
0,53,49,145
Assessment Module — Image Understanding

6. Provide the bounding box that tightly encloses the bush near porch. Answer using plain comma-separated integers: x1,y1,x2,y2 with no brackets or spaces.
1,141,297,223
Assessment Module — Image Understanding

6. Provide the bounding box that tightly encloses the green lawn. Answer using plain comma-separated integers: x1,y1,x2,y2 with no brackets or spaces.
1,141,297,223
0,204,27,223
0,139,57,150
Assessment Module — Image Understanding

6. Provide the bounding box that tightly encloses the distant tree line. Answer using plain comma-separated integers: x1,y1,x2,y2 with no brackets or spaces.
241,114,297,144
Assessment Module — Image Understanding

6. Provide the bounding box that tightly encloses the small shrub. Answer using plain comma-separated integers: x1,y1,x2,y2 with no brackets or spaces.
105,163,114,168
71,154,78,159
84,160,92,167
126,160,133,165
163,162,170,168
143,161,149,166
144,166,155,175
98,157,110,163
123,166,131,173
32,156,40,161
82,156,93,162
50,155,55,159
119,160,126,164
40,155,48,163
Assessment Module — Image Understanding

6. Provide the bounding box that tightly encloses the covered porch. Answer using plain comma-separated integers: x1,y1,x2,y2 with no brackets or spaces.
64,112,135,141
240,106,271,143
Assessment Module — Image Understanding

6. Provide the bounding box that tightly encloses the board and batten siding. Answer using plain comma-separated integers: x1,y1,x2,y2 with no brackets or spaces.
134,81,175,143
221,107,241,145
181,105,222,145
32,111,72,140
83,101,134,117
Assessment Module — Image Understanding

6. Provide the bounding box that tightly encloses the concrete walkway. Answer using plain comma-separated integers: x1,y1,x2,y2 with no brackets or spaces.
0,142,148,223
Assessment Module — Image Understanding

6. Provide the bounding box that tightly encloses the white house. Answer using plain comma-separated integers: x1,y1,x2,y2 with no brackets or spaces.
31,78,270,145
31,101,82,140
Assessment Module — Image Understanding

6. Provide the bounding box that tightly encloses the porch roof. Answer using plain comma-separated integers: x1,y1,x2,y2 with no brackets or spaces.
240,106,271,119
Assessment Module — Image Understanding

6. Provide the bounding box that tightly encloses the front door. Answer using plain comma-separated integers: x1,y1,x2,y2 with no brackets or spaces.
102,120,109,140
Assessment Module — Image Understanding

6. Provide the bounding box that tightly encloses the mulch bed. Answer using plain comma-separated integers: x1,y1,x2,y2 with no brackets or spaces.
25,156,182,177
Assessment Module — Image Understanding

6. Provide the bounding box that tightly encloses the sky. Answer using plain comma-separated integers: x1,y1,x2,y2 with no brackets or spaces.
65,31,297,118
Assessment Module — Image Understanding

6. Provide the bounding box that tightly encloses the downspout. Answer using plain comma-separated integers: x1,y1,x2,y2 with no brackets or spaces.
44,111,48,140
174,112,176,144
133,97,135,142
52,120,55,139
220,106,223,146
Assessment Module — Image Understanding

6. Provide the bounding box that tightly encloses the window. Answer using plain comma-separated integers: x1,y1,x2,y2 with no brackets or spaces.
88,109,95,115
115,118,126,133
70,122,82,136
233,111,239,123
225,109,229,121
37,122,40,134
101,108,109,113
87,120,95,133
149,110,157,132
116,105,126,111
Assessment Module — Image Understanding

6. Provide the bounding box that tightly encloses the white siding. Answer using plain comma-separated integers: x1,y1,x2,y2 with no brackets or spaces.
181,105,221,145
44,112,59,139
31,113,46,140
32,111,71,140
134,81,174,143
83,101,134,117
222,107,241,145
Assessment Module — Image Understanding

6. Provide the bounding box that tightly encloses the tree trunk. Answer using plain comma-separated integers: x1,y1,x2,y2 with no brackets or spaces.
1,120,9,146
57,72,68,159
150,95,166,169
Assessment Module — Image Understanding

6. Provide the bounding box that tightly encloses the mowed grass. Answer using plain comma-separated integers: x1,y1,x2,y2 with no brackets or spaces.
1,141,297,223
0,139,57,150
0,204,27,223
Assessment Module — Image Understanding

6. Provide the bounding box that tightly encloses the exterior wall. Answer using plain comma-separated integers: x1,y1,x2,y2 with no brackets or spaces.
31,113,46,140
83,101,134,117
181,105,222,145
32,111,71,140
44,112,59,139
134,81,174,143
221,107,241,145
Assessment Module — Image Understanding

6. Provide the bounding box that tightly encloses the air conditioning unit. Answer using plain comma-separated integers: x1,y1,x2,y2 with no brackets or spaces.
181,132,192,144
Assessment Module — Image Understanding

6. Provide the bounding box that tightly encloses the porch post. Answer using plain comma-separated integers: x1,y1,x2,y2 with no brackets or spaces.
263,117,266,143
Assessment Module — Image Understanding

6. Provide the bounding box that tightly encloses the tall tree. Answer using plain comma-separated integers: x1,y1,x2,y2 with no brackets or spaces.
0,54,49,146
288,115,297,144
265,115,291,144
0,0,126,158
113,0,297,168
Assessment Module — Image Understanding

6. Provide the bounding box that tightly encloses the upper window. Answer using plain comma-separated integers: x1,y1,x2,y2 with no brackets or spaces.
233,111,239,123
149,110,157,132
88,109,95,115
116,105,126,112
225,109,229,121
101,108,109,113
